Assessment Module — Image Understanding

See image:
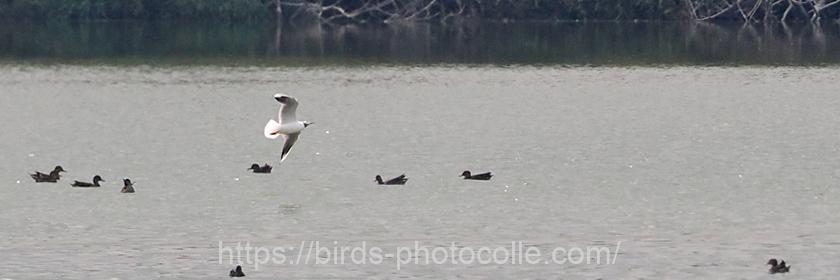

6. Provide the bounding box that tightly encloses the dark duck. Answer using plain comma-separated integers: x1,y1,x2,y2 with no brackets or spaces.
460,170,493,180
30,165,66,183
229,265,245,277
767,258,791,274
71,175,104,187
121,178,135,193
375,174,408,185
247,163,272,173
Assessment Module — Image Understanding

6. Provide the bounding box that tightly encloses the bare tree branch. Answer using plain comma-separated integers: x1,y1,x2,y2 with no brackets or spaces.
275,0,840,24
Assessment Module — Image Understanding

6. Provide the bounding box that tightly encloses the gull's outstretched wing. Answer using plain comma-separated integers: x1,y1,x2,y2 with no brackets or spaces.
280,133,300,162
274,94,299,124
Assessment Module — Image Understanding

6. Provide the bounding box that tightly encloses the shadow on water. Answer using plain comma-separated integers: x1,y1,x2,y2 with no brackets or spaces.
1,20,839,66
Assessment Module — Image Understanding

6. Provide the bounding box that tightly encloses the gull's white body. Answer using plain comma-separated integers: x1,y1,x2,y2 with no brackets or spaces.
264,94,310,162
264,120,304,137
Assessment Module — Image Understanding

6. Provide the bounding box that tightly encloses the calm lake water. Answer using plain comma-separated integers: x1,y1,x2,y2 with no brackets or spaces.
2,21,840,279
2,20,840,65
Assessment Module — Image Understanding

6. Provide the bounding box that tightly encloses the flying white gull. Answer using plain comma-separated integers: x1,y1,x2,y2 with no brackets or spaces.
264,94,312,163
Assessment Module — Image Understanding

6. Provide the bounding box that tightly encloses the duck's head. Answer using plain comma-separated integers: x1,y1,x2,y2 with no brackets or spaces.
374,175,383,183
123,178,132,186
235,265,243,272
93,175,104,183
54,165,66,173
248,163,260,170
767,259,779,266
460,171,471,177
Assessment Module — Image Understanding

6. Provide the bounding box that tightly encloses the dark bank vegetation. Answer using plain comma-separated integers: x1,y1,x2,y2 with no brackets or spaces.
1,0,839,22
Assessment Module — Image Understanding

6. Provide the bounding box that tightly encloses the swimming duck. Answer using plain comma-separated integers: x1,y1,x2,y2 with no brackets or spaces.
247,163,272,173
71,175,104,187
121,178,135,193
375,174,408,185
460,170,493,180
32,170,62,183
229,265,245,277
767,258,790,274
30,165,66,182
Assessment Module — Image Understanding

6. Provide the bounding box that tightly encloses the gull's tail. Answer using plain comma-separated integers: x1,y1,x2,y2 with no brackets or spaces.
264,119,282,139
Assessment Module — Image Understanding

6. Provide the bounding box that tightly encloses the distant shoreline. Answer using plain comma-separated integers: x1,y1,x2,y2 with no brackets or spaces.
2,0,839,23
1,20,839,67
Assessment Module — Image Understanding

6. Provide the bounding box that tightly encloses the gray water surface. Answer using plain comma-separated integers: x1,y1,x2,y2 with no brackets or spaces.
1,65,840,279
